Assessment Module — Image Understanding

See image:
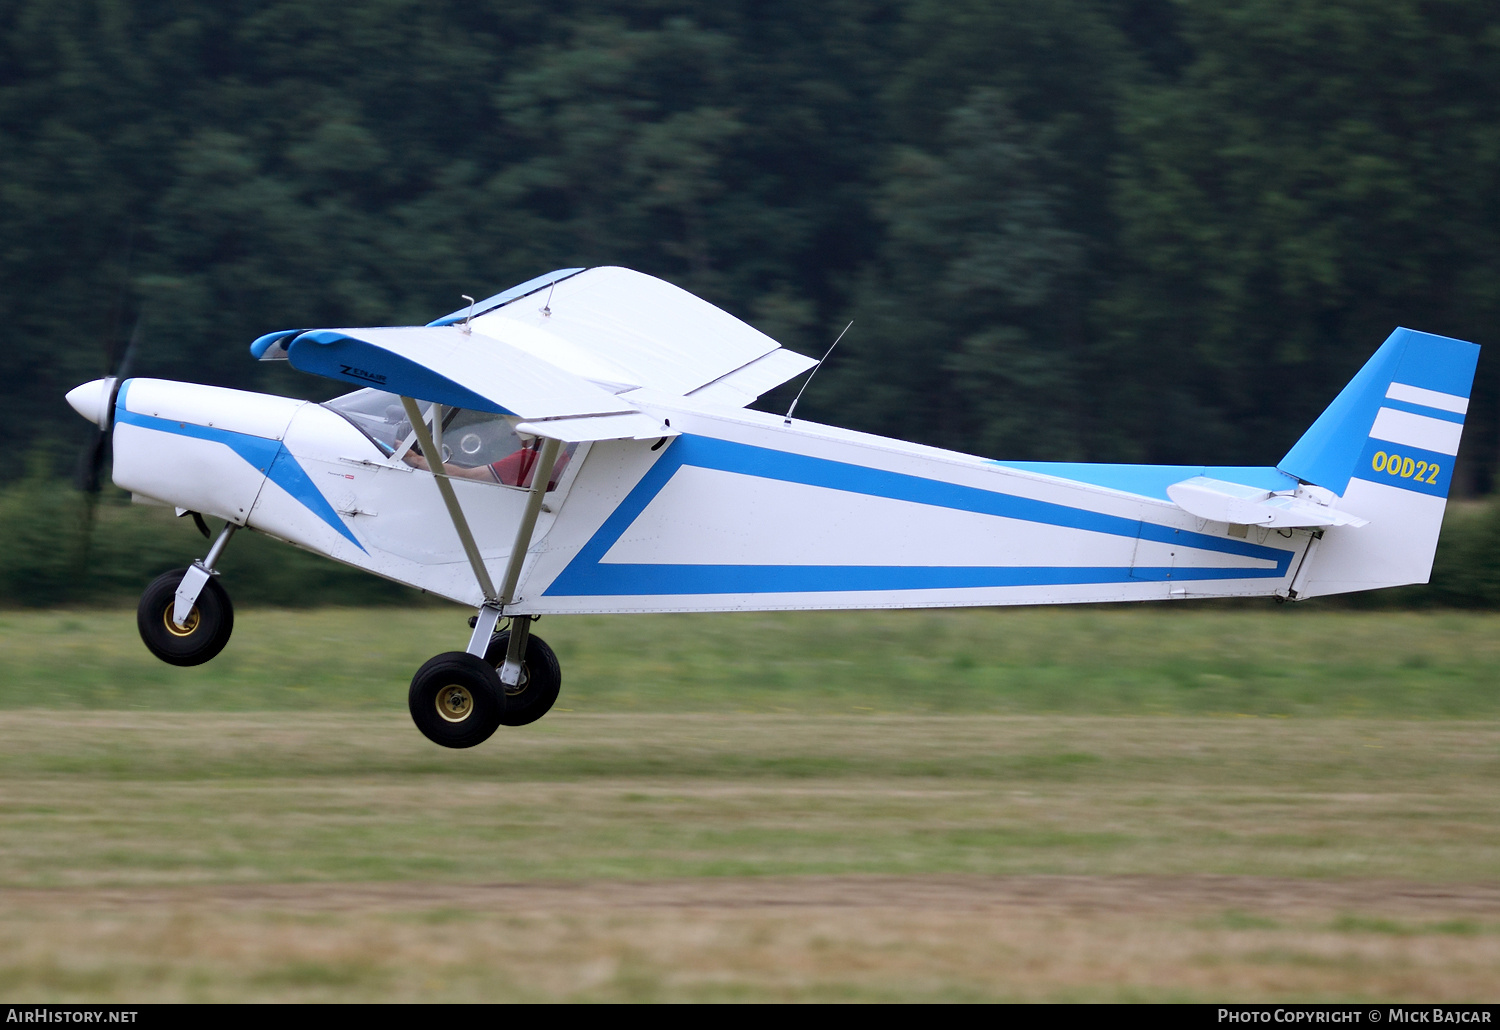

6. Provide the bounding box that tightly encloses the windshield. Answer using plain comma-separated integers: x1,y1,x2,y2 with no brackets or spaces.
322,388,409,454
323,388,576,490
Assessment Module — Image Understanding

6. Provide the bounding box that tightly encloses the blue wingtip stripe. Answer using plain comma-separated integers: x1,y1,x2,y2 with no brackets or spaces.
426,268,587,326
249,329,303,359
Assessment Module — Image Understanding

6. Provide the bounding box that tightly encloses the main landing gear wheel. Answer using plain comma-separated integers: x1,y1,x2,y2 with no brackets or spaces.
137,568,234,667
409,651,507,749
484,630,562,727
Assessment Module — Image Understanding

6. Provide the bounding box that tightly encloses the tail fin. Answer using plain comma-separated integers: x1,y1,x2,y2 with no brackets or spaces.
1279,328,1480,599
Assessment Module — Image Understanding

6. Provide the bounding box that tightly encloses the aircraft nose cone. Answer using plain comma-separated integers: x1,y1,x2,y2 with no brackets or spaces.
66,378,114,426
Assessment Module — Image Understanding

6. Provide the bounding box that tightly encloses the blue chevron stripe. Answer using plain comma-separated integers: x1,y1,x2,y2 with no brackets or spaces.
113,404,364,552
545,435,1293,597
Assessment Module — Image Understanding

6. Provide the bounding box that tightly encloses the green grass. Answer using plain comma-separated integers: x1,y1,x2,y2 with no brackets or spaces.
0,713,1497,885
4,606,1500,1000
4,605,1500,716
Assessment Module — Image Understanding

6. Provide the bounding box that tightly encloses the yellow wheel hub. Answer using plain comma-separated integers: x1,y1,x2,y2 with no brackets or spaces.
162,606,200,637
436,684,474,723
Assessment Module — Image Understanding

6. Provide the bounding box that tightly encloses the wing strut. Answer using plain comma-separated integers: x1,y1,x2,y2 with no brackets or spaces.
401,395,562,668
493,436,561,685
400,396,499,604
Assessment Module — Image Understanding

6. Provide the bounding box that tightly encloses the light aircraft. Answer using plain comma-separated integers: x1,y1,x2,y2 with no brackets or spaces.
65,266,1480,747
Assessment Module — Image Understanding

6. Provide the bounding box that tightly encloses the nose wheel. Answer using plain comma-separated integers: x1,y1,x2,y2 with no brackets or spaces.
136,568,235,666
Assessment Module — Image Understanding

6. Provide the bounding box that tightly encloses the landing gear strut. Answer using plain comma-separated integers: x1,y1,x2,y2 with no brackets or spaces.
136,521,238,666
400,398,565,748
485,620,561,727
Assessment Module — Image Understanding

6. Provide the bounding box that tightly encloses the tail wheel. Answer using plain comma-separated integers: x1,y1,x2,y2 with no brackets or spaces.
409,651,506,748
137,568,234,667
484,631,562,727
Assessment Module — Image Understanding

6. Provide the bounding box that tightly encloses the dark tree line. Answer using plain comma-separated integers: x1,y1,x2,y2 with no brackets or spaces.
5,0,1499,491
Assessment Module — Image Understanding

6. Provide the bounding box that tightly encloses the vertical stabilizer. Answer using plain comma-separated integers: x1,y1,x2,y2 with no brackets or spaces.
1279,328,1480,598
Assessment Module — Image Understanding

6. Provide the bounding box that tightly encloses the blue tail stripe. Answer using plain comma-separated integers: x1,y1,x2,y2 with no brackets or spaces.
1378,397,1466,424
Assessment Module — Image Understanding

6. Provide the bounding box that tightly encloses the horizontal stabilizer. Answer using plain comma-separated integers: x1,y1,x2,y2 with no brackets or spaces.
1167,476,1368,528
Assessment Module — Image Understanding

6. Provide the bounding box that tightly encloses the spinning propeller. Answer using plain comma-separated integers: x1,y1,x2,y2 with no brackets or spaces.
68,313,147,550
70,315,140,494
67,313,215,541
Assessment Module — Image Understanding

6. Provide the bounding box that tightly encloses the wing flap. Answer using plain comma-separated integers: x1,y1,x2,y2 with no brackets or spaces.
687,348,820,408
515,411,677,443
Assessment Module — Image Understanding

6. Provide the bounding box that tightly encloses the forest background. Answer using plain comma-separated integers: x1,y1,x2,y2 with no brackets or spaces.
4,0,1500,607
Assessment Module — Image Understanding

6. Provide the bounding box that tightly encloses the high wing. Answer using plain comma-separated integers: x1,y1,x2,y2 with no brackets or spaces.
250,267,819,439
464,266,817,402
272,323,671,442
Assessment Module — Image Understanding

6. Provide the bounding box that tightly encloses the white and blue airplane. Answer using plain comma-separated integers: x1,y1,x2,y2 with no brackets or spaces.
65,266,1480,747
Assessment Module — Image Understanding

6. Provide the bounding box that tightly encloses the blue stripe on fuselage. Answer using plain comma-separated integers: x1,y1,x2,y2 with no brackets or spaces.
113,405,365,551
988,462,1298,501
545,435,1294,597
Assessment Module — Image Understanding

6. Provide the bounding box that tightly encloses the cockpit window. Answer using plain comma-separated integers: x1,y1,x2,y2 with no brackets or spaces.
323,389,576,491
444,406,522,470
323,388,408,454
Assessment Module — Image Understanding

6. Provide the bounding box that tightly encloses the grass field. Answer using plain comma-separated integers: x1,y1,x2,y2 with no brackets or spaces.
1,606,1499,1000
8,604,1500,716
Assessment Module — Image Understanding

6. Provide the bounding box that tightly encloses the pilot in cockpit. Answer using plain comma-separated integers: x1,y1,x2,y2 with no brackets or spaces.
321,389,574,491
402,434,571,490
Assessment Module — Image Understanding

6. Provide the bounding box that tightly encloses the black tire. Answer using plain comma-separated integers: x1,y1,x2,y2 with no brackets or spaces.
137,568,234,667
484,630,562,727
408,651,506,748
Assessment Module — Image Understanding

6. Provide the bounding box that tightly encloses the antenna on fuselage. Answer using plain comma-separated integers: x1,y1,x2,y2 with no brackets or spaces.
783,320,853,426
459,295,476,335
